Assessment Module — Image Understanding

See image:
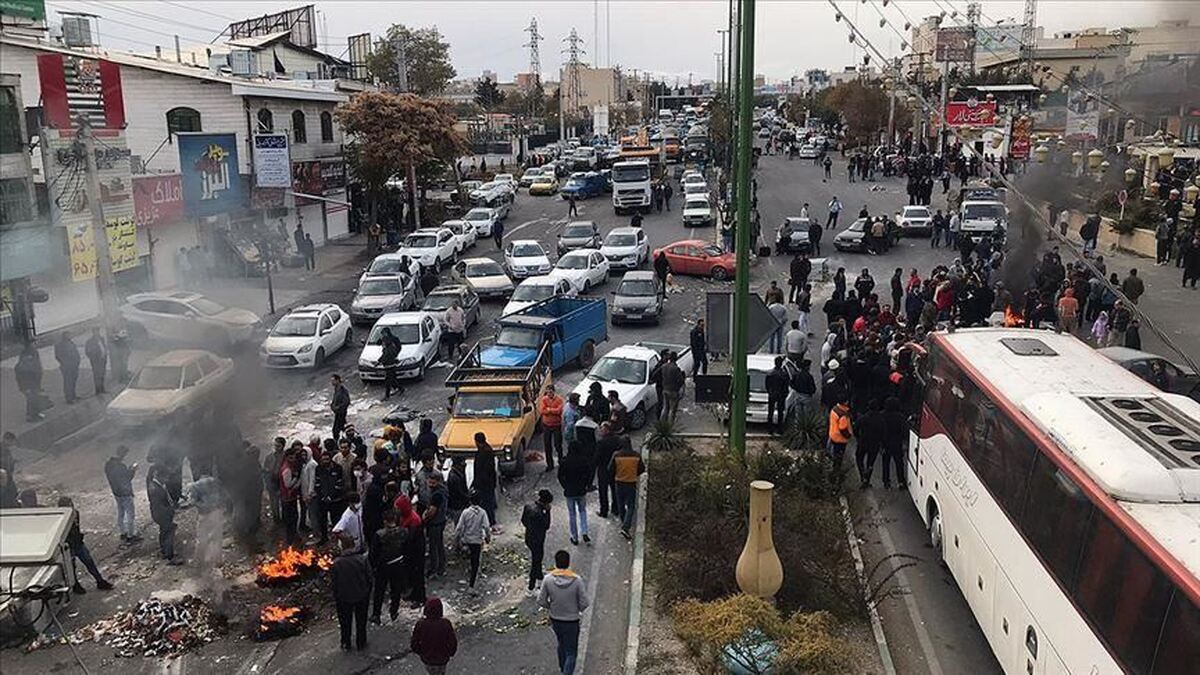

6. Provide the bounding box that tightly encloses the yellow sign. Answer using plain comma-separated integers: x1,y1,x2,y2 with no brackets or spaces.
69,217,140,281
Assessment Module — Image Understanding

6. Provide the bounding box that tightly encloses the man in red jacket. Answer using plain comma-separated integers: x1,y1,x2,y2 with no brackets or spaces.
538,385,565,471
411,597,457,673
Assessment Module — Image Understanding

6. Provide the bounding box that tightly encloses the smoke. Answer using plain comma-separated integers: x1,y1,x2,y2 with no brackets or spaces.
996,162,1081,292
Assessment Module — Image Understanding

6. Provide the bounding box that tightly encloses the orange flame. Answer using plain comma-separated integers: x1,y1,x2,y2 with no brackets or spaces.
1004,305,1024,328
256,547,333,581
258,605,303,634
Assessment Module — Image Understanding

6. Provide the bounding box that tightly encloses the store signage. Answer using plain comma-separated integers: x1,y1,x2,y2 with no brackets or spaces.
945,100,997,128
132,174,184,227
253,134,292,188
178,133,244,217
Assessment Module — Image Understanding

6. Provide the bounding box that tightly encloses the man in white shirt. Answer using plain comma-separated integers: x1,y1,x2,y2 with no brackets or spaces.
332,492,364,553
826,197,843,230
300,447,317,534
442,300,467,362
948,213,961,249
785,320,807,362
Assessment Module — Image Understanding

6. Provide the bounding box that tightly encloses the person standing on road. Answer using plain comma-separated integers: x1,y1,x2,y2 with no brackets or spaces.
423,471,448,578
823,156,833,179
610,443,645,540
379,327,402,401
330,374,351,441
654,251,670,303
767,300,788,354
558,445,591,546
55,331,81,404
690,319,708,376
930,210,945,248
442,300,467,362
948,212,961,250
766,356,789,433
493,218,505,249
659,354,685,425
84,327,107,396
663,181,673,211
809,219,823,257
789,253,810,303
104,446,140,544
370,511,409,623
826,196,842,229
1155,218,1173,265
521,489,553,592
881,397,908,489
1057,288,1079,334
395,494,427,606
1121,268,1145,304
890,268,903,313
538,549,590,675
1183,234,1200,288
454,492,491,590
410,597,458,674
147,463,181,565
15,342,45,422
594,422,621,518
331,537,372,651
855,400,884,489
471,433,500,532
567,193,578,217
58,497,114,593
785,320,807,362
563,392,582,449
827,400,853,470
314,451,346,545
539,384,565,471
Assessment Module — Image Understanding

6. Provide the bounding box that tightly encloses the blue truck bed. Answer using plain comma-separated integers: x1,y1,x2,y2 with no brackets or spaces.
481,296,608,370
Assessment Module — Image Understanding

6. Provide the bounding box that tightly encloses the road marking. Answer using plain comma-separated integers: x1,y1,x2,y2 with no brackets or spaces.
506,217,549,238
575,502,608,675
840,495,897,675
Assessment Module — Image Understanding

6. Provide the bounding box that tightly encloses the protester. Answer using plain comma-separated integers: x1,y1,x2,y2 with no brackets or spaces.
58,497,114,592
84,327,107,395
538,550,590,675
423,471,448,577
827,400,853,469
396,494,427,606
659,353,686,424
609,442,645,540
147,463,181,565
454,491,492,590
539,384,565,470
521,489,553,592
370,511,408,623
104,445,140,543
410,597,458,674
558,444,591,546
15,342,45,422
472,433,500,531
55,331,81,404
330,537,372,650
689,319,708,376
333,491,365,553
330,374,351,440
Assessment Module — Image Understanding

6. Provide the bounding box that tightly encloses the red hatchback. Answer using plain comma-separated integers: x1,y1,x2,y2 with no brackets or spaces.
653,240,737,280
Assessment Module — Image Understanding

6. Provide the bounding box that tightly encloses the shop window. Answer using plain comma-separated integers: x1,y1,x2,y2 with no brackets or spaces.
292,110,306,144
166,107,202,139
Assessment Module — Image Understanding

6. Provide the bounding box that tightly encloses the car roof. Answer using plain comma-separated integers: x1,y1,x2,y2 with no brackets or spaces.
361,274,409,283
441,219,468,226
622,270,655,281
607,227,640,236
290,303,339,315
428,285,468,296
374,312,429,325
903,205,929,212
128,291,203,303
510,239,542,247
463,256,501,266
564,220,597,228
146,349,218,366
560,248,598,257
412,227,450,235
518,275,560,286
464,207,493,215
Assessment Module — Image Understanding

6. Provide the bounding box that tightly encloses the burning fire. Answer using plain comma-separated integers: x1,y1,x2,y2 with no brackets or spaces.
256,605,306,641
1004,305,1024,328
256,547,332,585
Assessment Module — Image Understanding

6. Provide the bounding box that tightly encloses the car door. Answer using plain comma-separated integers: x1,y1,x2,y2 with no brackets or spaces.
328,307,350,348
591,251,609,283
439,231,454,261
318,313,336,352
160,300,198,341
636,230,648,259
682,245,703,275
503,242,515,271
464,289,480,326
180,361,203,409
423,317,440,362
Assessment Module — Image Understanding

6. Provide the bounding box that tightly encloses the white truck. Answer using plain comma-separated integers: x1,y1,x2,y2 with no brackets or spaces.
610,158,652,214
959,199,1008,243
571,341,693,429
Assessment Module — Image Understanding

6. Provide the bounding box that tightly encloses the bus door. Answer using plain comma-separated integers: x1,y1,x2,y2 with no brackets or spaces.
903,345,929,479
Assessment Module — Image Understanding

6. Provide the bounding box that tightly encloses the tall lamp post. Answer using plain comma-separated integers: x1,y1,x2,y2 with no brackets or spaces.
729,0,756,460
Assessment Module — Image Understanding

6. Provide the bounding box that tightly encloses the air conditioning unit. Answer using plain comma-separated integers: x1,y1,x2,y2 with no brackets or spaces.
62,16,93,47
228,50,259,77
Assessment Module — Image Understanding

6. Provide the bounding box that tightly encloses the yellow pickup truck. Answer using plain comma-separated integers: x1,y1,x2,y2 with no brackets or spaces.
439,341,551,476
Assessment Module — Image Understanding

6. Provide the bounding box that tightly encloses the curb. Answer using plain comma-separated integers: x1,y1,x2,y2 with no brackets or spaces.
623,441,651,675
840,495,898,675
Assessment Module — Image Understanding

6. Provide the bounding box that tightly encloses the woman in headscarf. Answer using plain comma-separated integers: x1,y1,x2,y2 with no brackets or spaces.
394,495,426,606
1090,311,1110,347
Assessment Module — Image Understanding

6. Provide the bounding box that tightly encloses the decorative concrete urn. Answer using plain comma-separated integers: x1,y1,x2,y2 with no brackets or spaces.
735,480,784,599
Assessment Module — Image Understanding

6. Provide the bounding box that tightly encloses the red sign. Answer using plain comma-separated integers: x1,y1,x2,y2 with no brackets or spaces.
36,54,126,130
292,160,323,206
1009,116,1033,160
945,101,998,128
132,174,184,227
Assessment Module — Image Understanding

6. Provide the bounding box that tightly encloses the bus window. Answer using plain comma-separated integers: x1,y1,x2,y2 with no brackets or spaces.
1151,595,1200,675
1020,454,1092,589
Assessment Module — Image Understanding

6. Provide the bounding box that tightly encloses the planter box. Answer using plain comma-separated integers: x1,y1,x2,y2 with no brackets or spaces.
1063,210,1156,259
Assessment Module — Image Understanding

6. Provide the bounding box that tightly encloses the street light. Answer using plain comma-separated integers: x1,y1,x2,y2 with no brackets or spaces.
1124,167,1138,183
1034,144,1050,163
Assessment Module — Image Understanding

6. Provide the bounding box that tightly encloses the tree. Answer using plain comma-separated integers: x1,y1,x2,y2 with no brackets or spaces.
335,92,466,236
367,25,456,95
474,77,506,110
823,80,891,147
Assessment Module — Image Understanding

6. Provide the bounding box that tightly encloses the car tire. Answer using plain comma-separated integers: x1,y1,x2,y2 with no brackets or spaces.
630,403,647,430
711,266,729,281
578,340,596,369
313,347,325,370
343,328,353,348
582,279,591,293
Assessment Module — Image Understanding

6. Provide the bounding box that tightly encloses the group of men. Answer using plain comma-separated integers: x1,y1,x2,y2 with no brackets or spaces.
13,328,130,422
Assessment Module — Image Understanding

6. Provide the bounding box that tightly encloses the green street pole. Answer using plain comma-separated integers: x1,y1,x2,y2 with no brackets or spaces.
729,0,755,460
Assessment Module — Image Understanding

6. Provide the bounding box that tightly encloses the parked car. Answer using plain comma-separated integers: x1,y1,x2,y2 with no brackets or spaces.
611,270,663,324
399,228,458,270
504,239,553,279
492,173,517,189
358,312,442,382
108,349,234,424
260,303,353,369
453,257,513,298
120,291,260,346
519,167,548,188
463,207,505,238
557,221,602,255
422,284,481,329
470,181,514,207
1098,347,1200,401
896,205,933,236
350,273,419,324
359,253,420,286
681,171,705,188
653,240,737,280
600,227,650,271
528,174,560,196
560,171,607,200
683,181,708,196
441,219,477,253
775,217,814,254
570,342,693,429
503,275,575,316
682,195,714,227
549,249,610,293
833,218,869,253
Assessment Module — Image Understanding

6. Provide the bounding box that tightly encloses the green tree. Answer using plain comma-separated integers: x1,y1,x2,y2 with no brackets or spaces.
474,77,506,110
824,80,891,146
367,25,456,95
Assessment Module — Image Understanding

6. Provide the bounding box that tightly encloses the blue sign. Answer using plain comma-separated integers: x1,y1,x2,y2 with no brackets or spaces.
178,133,244,217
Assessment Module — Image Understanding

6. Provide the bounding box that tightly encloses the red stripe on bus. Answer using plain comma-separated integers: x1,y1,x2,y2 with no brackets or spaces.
933,333,1200,605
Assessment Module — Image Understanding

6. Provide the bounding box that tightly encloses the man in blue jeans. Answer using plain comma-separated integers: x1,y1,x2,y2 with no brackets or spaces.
104,445,141,543
538,550,590,675
608,441,646,540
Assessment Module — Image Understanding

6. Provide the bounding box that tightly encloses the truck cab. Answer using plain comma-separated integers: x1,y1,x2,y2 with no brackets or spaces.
959,200,1008,243
611,158,653,214
482,296,608,371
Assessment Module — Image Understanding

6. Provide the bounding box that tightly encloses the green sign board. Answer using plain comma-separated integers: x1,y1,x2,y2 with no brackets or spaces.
0,0,46,21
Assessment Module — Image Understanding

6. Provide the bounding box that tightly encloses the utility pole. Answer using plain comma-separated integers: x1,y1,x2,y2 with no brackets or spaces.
1021,0,1038,76
78,117,121,337
729,0,756,460
717,29,729,91
940,60,949,154
562,28,586,139
393,32,409,93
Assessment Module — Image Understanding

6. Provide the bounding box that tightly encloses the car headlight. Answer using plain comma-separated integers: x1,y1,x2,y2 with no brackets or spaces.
297,343,314,354
397,356,419,366
501,444,514,460
358,358,373,368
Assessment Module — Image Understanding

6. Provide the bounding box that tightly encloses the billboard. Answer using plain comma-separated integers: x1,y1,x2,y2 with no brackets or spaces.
178,133,244,217
36,54,125,130
348,33,372,81
1065,89,1100,142
132,174,184,228
935,27,975,63
1010,116,1033,160
228,5,316,49
0,0,45,20
253,134,291,188
945,100,998,127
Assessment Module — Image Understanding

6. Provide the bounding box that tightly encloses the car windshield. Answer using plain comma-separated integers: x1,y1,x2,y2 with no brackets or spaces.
701,245,723,257
685,199,708,210
684,183,706,193
189,298,226,316
606,233,637,247
590,357,647,384
405,235,438,249
466,261,505,277
557,254,588,270
611,164,650,182
423,294,458,311
512,283,555,302
511,243,544,258
367,323,420,345
563,224,595,238
848,220,866,232
523,169,543,178
453,391,522,418
749,370,769,393
497,326,544,348
271,316,318,337
964,203,1005,220
444,223,465,234
464,211,490,221
618,279,656,297
533,176,554,184
360,278,404,296
133,365,182,390
904,208,930,218
368,258,407,274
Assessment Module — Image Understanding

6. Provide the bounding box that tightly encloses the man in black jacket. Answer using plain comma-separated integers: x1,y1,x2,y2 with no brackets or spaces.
84,327,107,395
557,445,592,545
330,374,351,441
55,330,81,404
855,400,885,488
880,397,908,489
314,452,347,545
765,357,790,433
789,254,811,303
369,511,409,624
331,539,373,650
58,496,113,593
808,220,823,257
689,319,708,376
379,327,402,400
653,252,670,303
593,423,622,518
445,456,470,525
147,463,181,565
521,489,552,591
104,445,141,543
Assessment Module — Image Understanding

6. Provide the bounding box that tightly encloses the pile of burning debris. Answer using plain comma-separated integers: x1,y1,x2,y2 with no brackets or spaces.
255,604,309,641
73,595,226,658
256,546,332,586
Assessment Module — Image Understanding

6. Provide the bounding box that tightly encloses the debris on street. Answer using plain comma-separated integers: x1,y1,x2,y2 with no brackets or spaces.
254,605,307,641
71,595,226,658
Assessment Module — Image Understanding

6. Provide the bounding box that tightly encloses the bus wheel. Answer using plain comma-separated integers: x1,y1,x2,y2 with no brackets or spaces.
928,503,944,561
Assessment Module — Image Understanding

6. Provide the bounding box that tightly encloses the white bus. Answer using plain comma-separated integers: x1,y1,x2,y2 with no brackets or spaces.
906,328,1199,675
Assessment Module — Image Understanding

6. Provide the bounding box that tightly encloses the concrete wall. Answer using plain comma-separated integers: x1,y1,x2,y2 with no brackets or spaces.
1062,209,1157,258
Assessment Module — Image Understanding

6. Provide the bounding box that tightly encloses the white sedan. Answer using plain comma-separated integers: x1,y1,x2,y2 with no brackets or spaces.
441,219,477,253
502,275,575,316
399,228,458,270
453,257,513,298
120,291,260,346
549,249,610,293
259,303,353,369
359,253,420,286
108,350,234,424
463,207,503,238
357,312,442,382
504,239,553,279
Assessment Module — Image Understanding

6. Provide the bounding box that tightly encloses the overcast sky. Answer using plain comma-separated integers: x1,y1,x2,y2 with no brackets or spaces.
42,1,1199,82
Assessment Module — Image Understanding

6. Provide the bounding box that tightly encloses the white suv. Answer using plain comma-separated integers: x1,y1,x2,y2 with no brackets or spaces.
399,228,458,270
600,227,649,270
260,303,352,369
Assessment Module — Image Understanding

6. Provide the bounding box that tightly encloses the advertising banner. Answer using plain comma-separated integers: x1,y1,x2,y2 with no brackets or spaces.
935,27,975,63
292,160,323,205
178,133,243,217
1010,116,1033,160
945,100,998,127
67,217,139,281
253,133,291,188
132,173,184,227
1065,89,1100,142
320,159,346,191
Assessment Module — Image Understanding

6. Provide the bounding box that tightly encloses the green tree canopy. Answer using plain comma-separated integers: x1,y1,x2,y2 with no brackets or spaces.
367,25,456,95
474,77,506,110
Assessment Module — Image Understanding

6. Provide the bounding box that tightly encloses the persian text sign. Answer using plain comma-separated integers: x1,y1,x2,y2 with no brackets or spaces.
68,217,139,281
945,101,997,128
253,134,292,188
1009,116,1033,160
935,27,975,62
178,133,244,217
132,174,184,227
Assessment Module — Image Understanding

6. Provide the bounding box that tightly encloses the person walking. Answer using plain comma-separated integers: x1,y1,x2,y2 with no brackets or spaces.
593,423,621,519
538,550,590,675
330,374,351,440
653,251,670,303
558,445,591,546
663,181,673,211
1057,288,1079,334
880,397,907,489
58,497,114,593
423,471,449,578
1183,234,1200,289
766,356,789,433
55,330,81,404
454,492,491,590
609,442,645,540
410,598,458,674
147,463,181,565
855,400,884,488
492,218,505,249
822,156,833,179
471,433,500,531
521,489,553,592
331,537,372,650
826,196,842,229
1155,218,1173,265
84,327,107,395
303,233,317,271
567,193,578,217
1120,268,1145,305
827,400,853,470
689,319,708,376
788,253,810,303
104,446,140,543
539,384,565,471
370,511,408,623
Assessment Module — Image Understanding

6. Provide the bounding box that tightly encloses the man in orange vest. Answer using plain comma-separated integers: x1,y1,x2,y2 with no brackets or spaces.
828,400,854,469
538,384,565,472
